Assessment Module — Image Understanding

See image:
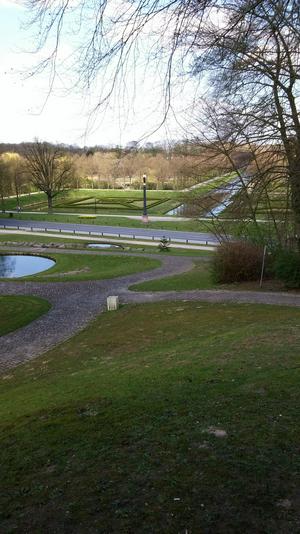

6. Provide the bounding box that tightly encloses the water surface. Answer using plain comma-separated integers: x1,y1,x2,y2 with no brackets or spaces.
87,243,123,249
0,255,55,278
165,204,185,216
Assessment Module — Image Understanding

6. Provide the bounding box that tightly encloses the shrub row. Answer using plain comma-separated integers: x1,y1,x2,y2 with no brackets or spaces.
272,249,300,288
212,241,265,284
212,241,300,288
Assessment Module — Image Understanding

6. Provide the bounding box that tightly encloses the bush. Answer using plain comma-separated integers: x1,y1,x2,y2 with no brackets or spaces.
273,249,300,288
233,221,282,251
130,180,157,190
131,181,141,190
212,241,265,283
146,182,157,190
97,181,109,189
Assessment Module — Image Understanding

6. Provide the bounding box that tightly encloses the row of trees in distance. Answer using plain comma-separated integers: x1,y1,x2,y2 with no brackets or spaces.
0,140,235,209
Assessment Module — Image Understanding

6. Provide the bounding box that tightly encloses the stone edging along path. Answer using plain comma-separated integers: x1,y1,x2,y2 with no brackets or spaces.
1,247,300,373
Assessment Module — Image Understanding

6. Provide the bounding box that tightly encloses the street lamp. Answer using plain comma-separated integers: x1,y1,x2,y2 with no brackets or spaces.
142,173,148,223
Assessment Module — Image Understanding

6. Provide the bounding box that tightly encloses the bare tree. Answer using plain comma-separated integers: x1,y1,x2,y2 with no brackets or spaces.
0,158,12,212
3,154,28,209
24,141,74,210
181,0,300,247
24,1,300,243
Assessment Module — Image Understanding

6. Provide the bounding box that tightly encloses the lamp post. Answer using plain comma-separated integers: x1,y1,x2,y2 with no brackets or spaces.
142,173,148,223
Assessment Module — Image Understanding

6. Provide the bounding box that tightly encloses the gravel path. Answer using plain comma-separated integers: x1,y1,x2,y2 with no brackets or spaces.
1,247,300,372
0,250,194,372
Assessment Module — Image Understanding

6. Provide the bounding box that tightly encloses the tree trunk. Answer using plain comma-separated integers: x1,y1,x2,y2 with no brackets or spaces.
15,180,20,211
287,141,300,250
290,170,300,250
47,193,53,212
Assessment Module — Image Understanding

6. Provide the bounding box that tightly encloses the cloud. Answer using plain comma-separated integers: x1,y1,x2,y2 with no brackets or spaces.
0,0,24,8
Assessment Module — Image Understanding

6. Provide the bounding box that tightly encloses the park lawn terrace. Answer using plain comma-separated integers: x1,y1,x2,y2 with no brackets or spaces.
8,253,160,282
0,295,51,336
1,301,300,532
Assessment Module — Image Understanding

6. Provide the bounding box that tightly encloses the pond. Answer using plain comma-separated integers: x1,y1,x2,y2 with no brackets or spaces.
87,243,124,250
0,255,55,278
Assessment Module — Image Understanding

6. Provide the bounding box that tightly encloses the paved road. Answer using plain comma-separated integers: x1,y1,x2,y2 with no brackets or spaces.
0,218,219,244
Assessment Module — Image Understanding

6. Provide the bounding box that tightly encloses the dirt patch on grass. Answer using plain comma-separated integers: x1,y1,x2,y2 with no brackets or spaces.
203,427,227,438
42,266,91,277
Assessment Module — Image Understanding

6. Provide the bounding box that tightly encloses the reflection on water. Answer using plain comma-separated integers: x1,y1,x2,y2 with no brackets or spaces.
165,204,186,216
87,243,123,249
0,255,55,278
0,255,16,277
209,179,241,217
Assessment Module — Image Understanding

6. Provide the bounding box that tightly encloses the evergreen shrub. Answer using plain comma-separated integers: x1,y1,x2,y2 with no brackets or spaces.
273,249,300,288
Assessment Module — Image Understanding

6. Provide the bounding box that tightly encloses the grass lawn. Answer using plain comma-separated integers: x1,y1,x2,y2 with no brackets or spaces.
0,233,215,258
1,253,160,282
1,301,300,532
2,190,182,216
130,261,291,293
2,192,47,211
220,182,290,221
0,233,90,245
2,179,235,222
0,211,215,233
131,260,215,291
2,176,235,213
0,295,51,336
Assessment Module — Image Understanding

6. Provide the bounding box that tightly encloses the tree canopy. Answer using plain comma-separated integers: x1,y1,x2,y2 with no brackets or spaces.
23,141,74,209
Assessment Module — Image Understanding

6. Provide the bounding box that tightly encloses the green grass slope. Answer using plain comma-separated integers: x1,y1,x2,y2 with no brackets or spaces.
131,261,214,291
1,301,300,532
0,253,160,282
0,295,51,336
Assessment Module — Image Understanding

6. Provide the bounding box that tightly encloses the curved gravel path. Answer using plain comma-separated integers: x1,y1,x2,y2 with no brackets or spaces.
0,249,194,372
1,247,300,372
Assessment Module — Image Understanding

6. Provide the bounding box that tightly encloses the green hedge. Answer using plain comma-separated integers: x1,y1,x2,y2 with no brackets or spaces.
273,249,300,288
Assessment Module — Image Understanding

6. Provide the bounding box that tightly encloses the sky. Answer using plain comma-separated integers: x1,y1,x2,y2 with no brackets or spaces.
0,0,197,147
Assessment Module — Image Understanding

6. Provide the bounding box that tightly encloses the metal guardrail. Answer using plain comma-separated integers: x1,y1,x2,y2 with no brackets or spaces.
0,224,218,247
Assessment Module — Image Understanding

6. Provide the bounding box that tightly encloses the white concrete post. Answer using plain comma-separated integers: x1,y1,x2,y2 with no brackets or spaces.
107,296,119,311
